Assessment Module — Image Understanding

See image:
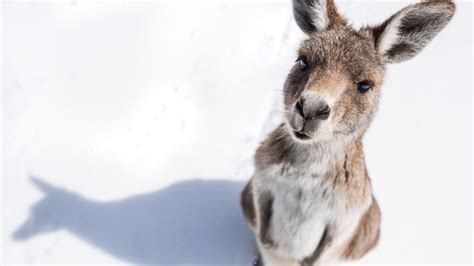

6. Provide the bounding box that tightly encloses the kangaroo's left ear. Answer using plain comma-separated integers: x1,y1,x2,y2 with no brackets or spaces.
371,0,455,64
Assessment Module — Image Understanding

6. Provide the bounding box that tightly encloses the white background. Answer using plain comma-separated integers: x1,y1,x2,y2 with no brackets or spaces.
2,0,472,264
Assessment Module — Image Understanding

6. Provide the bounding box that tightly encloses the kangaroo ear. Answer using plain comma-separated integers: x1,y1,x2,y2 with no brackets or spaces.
292,0,346,34
30,176,61,194
372,0,455,64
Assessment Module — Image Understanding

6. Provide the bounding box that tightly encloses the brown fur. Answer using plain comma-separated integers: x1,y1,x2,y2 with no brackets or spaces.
240,181,257,229
284,27,384,138
241,1,455,265
325,0,347,28
340,196,381,260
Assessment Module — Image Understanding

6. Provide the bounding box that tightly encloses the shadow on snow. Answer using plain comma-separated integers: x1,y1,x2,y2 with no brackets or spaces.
13,177,256,265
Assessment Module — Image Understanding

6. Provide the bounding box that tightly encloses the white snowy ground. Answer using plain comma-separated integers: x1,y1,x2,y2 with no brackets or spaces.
1,1,472,265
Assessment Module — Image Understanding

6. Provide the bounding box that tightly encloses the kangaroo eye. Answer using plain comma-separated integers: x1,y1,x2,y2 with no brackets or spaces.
296,58,308,71
357,80,372,93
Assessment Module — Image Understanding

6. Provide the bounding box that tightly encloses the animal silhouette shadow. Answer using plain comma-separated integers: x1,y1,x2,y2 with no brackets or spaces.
13,177,257,265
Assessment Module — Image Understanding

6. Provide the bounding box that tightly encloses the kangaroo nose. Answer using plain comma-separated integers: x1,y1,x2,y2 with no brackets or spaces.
295,96,330,121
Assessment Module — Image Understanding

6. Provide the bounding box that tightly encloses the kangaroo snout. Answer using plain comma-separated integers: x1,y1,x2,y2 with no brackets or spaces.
295,95,330,121
289,92,330,140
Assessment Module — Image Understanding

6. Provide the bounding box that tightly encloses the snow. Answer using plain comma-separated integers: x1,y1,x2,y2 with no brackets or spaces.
2,1,472,265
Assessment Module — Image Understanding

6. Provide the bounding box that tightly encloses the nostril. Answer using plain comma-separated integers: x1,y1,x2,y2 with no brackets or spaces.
295,99,305,118
313,105,330,120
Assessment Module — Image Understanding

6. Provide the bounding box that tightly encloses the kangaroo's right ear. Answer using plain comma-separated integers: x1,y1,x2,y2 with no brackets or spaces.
292,0,346,34
371,0,455,64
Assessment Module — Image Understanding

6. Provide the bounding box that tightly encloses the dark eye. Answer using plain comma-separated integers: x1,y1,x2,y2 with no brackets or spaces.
357,80,372,93
296,58,308,71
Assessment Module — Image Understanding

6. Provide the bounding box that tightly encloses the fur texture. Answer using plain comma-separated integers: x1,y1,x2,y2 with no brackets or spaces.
241,1,455,265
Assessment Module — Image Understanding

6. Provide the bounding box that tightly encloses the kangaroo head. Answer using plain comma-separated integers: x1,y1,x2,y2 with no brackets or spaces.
13,178,82,240
286,0,455,142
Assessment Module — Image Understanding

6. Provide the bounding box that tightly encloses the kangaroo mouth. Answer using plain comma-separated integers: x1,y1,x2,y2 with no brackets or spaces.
292,130,312,140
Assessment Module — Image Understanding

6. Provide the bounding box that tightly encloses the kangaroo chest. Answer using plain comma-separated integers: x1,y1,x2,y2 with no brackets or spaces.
253,162,369,261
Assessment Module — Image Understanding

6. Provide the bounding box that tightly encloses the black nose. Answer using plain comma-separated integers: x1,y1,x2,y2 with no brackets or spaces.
295,98,330,121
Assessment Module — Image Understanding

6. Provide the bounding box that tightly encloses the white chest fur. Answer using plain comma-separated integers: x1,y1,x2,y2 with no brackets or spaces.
252,146,371,262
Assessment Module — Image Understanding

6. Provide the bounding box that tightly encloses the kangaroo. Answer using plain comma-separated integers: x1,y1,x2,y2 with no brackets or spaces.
240,0,455,265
